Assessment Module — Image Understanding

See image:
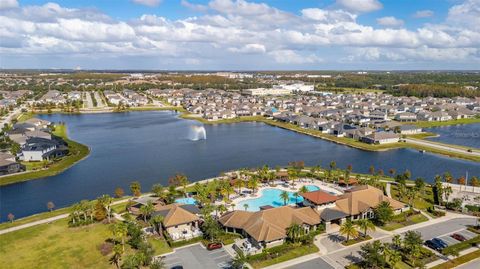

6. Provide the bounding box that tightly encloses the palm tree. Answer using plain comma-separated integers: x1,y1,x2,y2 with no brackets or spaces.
248,177,259,193
339,221,358,242
280,191,290,206
443,185,453,202
151,184,164,198
286,223,304,243
293,192,300,203
299,185,309,194
356,218,375,237
230,203,236,211
130,181,141,197
217,204,227,216
385,245,401,268
392,234,402,250
109,244,123,269
140,201,154,223
470,176,479,192
99,194,113,223
406,188,418,208
150,215,165,237
111,222,128,251
243,203,249,211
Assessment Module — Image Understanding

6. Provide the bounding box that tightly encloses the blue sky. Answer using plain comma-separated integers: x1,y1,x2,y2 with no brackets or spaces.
0,0,479,70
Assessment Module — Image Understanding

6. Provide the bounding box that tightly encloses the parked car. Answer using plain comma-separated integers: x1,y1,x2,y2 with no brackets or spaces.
171,266,183,269
432,238,448,248
450,233,467,242
424,240,443,251
207,242,222,250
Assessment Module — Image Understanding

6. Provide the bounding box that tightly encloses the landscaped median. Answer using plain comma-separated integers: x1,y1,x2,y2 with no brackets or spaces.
430,250,480,269
381,210,429,231
0,124,90,186
246,243,319,269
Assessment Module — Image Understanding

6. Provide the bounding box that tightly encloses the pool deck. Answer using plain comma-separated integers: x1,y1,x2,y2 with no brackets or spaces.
225,178,344,211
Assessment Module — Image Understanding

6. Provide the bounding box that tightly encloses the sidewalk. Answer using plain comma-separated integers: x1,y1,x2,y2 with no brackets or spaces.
426,246,480,268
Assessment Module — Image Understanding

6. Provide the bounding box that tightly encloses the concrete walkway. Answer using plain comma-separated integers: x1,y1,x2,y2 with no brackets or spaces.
0,197,132,235
385,182,392,198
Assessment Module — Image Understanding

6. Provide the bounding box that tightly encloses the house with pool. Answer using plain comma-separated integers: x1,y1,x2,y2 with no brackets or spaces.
219,185,407,252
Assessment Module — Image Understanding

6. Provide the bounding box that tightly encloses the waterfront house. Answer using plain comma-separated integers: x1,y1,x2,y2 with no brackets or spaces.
0,152,25,175
19,137,68,162
361,131,399,144
399,125,422,135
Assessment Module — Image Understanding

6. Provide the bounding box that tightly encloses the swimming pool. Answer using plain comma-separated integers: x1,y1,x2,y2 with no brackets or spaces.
240,185,320,211
175,197,197,205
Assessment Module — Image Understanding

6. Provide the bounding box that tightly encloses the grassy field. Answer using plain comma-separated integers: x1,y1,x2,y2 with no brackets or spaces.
0,207,71,230
390,185,435,211
412,118,480,128
0,124,90,186
16,112,35,122
382,212,429,231
0,219,114,269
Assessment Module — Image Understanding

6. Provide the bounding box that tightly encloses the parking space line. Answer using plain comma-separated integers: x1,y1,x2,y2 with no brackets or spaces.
213,254,230,260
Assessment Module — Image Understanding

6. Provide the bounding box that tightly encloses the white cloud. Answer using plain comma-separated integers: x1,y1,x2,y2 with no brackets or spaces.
413,10,434,18
0,0,18,10
269,50,323,64
228,43,266,54
0,0,478,69
377,16,404,27
181,0,208,12
132,0,162,7
336,0,382,13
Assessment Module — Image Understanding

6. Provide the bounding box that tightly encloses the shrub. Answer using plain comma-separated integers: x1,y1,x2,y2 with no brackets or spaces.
98,242,113,256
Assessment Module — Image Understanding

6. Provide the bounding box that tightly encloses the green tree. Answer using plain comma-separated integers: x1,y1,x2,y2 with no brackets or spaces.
280,190,290,206
110,244,124,269
149,257,166,269
299,185,309,194
373,201,393,225
356,218,375,237
286,223,304,243
130,181,141,197
403,231,423,261
140,201,155,223
149,215,164,237
99,194,113,223
151,184,165,198
359,240,386,269
231,252,247,269
243,203,249,211
111,222,128,252
339,221,358,242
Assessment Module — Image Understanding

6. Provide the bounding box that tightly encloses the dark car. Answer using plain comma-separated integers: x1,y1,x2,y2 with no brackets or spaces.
432,238,448,248
207,242,223,250
424,240,443,251
451,233,467,242
170,266,183,269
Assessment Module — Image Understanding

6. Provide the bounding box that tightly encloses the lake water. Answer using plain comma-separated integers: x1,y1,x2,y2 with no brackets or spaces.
425,123,480,149
1,111,479,221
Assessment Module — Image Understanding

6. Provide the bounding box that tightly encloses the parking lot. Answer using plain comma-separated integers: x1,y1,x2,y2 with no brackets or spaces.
431,229,477,247
161,244,232,269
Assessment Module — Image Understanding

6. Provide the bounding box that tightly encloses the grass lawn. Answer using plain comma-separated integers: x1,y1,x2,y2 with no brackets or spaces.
413,118,480,128
0,219,115,269
390,185,435,211
0,124,90,186
342,235,372,246
430,250,480,269
248,244,319,269
16,112,35,122
381,211,429,231
148,237,172,255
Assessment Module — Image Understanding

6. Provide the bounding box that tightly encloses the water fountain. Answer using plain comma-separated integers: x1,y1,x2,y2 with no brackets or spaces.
189,125,207,141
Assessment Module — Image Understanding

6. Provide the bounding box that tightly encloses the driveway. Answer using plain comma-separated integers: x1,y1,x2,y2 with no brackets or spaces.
290,218,477,269
161,244,232,269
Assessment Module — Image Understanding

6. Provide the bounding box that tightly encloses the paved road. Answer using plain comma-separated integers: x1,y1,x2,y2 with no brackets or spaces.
405,138,480,157
289,217,478,269
161,244,232,269
84,92,94,108
94,91,106,107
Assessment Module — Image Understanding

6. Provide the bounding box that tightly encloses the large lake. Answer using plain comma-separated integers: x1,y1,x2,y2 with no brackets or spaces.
425,123,480,149
1,111,479,221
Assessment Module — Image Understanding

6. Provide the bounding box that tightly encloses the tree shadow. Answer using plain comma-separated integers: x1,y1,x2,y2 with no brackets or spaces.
327,233,345,243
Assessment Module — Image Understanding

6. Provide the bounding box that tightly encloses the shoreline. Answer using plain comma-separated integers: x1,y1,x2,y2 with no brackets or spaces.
0,124,91,186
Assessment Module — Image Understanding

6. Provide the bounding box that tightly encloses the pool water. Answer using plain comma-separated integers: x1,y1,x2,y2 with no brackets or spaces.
240,185,320,211
175,197,197,205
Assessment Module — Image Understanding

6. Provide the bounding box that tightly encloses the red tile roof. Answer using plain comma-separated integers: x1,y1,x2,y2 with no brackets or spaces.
300,190,338,205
